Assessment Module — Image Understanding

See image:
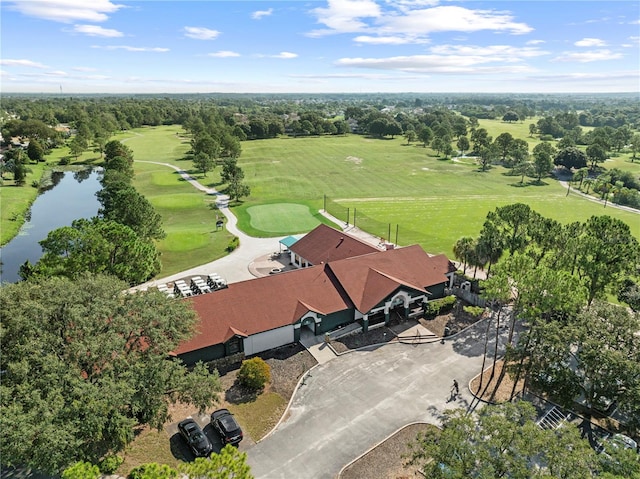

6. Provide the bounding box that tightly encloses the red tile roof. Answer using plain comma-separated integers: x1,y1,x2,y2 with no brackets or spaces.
289,224,379,265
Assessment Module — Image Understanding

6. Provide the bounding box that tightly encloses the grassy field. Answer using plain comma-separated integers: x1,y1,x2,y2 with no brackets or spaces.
234,133,639,255
0,143,100,246
3,122,638,269
114,126,235,277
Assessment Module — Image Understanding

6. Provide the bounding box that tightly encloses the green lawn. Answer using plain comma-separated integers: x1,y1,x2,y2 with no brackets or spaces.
119,127,234,277
232,133,639,255
4,124,638,270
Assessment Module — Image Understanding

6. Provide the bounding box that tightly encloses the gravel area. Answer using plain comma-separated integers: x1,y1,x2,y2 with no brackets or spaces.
331,299,485,354
339,423,434,479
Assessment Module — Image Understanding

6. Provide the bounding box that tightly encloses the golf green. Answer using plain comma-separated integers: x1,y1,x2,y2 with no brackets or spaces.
247,203,322,233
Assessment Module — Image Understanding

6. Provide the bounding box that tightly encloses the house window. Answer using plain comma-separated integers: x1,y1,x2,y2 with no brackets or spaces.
228,336,241,354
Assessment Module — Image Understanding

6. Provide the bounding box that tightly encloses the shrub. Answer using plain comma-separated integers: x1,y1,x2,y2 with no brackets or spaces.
424,295,456,317
62,462,100,479
226,236,239,252
99,454,123,474
238,357,271,391
128,463,178,479
463,305,485,318
59,157,70,165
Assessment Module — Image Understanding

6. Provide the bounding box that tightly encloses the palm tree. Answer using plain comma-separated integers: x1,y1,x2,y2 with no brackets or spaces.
453,236,474,274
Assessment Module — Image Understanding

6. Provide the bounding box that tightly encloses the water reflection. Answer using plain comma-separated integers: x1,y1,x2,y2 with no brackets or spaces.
0,168,101,283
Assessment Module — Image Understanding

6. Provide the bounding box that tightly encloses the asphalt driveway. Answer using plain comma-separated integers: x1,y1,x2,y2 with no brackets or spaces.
247,315,512,478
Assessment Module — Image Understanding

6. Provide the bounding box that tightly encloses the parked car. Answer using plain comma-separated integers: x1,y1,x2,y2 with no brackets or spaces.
211,409,243,445
178,418,213,457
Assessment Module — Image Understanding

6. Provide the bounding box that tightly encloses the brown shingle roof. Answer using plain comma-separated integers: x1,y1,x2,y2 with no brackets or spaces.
327,245,452,312
173,265,352,355
174,245,454,356
289,224,379,265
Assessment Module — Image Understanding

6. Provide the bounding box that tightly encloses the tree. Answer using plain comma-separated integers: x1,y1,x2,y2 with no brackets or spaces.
506,138,529,169
494,132,514,161
238,357,271,391
104,140,134,163
586,143,607,171
482,203,534,255
409,402,600,478
221,158,250,203
554,146,588,170
404,129,417,145
0,274,222,474
528,123,537,137
525,301,640,425
502,111,519,122
532,142,555,181
191,133,220,160
417,125,433,147
575,215,640,305
477,143,498,171
97,185,166,241
27,139,45,163
12,156,28,186
618,279,640,312
630,133,640,162
470,128,491,153
453,237,474,273
193,151,216,177
456,136,469,156
30,218,161,284
182,445,253,478
68,135,87,160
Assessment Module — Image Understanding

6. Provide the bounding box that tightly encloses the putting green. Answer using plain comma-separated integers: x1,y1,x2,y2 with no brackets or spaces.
247,203,321,233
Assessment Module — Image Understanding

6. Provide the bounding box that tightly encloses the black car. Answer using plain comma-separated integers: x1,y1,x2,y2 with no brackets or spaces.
178,418,213,457
211,409,243,445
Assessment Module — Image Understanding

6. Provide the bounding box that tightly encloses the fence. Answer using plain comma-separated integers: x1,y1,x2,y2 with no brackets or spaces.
324,195,424,246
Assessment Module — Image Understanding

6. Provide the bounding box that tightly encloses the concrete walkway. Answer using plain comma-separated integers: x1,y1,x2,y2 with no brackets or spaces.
134,162,282,288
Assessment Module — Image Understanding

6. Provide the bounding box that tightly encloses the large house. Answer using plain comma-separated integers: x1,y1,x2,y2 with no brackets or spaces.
173,226,455,365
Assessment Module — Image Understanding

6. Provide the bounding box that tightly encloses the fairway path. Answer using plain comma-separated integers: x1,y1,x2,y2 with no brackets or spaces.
559,179,640,214
134,161,281,288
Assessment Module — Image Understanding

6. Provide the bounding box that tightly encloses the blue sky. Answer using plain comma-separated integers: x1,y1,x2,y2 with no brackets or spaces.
1,0,638,94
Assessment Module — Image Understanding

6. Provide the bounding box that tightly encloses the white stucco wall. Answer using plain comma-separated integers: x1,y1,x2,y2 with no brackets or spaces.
243,325,295,356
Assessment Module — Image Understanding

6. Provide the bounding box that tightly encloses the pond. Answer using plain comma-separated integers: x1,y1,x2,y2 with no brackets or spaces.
0,168,102,283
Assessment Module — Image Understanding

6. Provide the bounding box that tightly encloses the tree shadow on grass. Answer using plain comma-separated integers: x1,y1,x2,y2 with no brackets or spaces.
224,380,260,405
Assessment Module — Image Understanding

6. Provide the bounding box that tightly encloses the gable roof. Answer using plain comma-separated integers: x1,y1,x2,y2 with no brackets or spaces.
174,245,454,356
289,224,379,265
327,245,453,312
173,265,352,355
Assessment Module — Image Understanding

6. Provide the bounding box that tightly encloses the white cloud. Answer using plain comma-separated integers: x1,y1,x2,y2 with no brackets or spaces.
430,44,548,60
4,0,124,23
72,66,98,72
309,0,382,37
91,45,169,52
252,8,273,20
551,49,623,63
208,51,241,58
184,26,221,40
44,70,68,77
574,37,606,47
354,35,428,45
72,24,123,37
308,2,533,41
335,54,537,74
334,43,547,74
526,39,545,45
0,59,47,68
266,52,298,59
